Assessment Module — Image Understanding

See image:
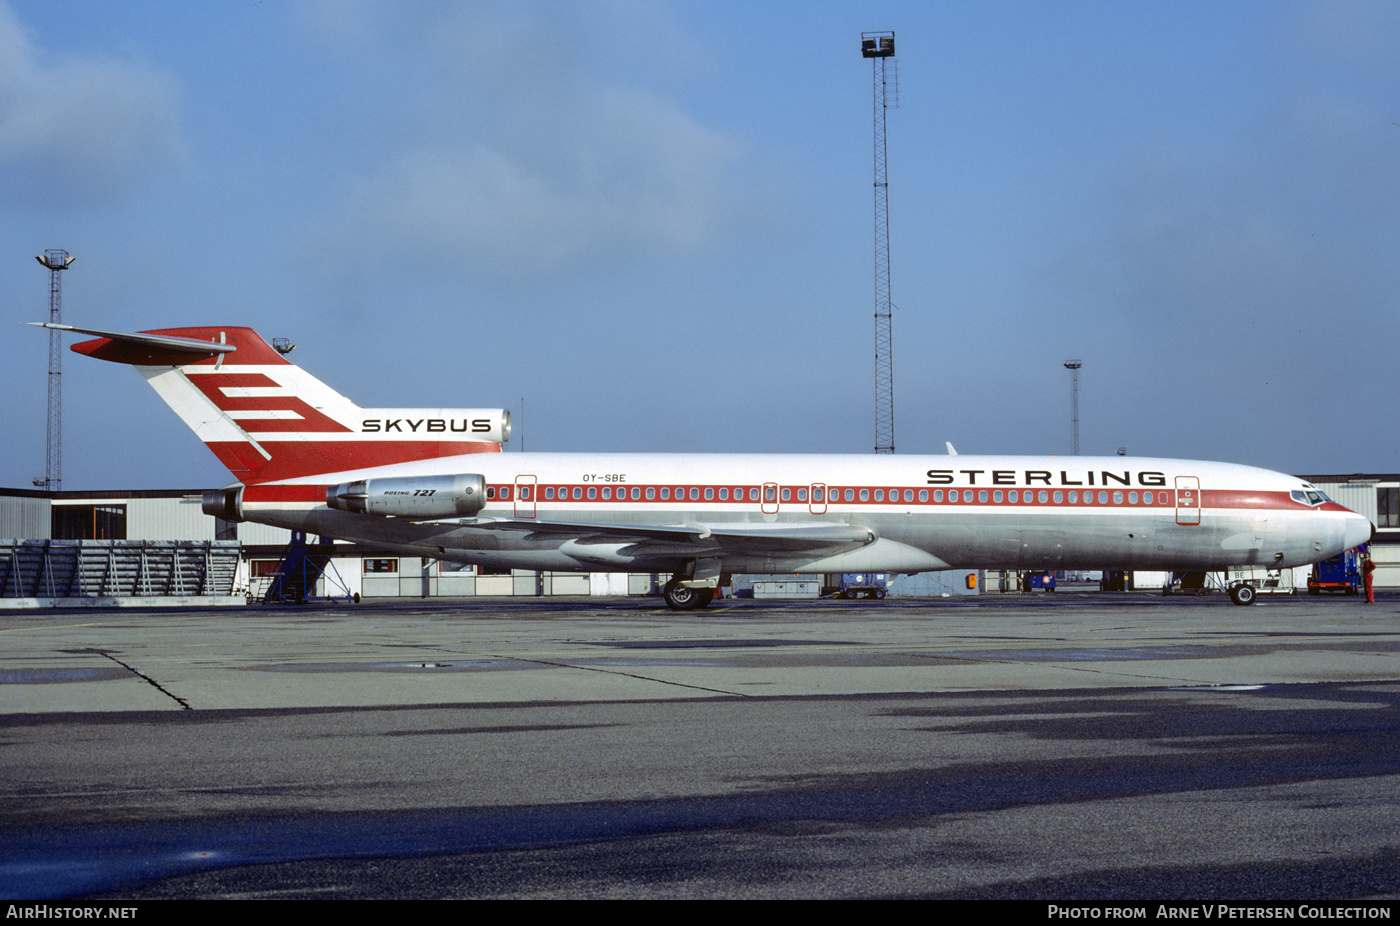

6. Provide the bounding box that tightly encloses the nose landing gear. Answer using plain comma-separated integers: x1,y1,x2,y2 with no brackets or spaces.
1228,583,1257,606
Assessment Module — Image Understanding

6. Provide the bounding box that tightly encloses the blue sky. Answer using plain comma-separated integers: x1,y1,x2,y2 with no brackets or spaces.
2,0,1397,489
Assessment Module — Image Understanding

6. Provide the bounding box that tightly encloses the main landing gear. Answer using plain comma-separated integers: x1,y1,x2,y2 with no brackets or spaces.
663,580,715,611
663,559,724,610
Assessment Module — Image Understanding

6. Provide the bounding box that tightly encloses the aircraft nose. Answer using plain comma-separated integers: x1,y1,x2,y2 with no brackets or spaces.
1344,514,1375,552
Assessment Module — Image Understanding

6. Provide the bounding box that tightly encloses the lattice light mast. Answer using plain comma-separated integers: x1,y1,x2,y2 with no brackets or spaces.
35,250,74,491
862,31,897,454
1064,360,1082,456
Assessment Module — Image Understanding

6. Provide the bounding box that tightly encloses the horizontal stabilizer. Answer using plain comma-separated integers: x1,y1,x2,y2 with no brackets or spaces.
28,322,237,365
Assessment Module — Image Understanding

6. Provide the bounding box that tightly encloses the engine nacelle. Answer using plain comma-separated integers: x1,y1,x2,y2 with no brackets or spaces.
326,474,487,519
202,486,244,522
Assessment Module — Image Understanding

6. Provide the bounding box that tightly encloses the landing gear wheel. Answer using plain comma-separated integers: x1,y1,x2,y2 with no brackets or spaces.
664,580,714,611
1229,584,1257,606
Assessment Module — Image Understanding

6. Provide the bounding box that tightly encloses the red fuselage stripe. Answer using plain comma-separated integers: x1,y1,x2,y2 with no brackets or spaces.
240,484,1323,512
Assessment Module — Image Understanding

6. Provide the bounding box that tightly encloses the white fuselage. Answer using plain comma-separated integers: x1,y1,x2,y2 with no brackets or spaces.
235,452,1373,577
57,326,1373,593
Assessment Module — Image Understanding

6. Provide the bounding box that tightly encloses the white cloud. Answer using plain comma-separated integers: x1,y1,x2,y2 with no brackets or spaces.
308,1,739,280
0,3,185,208
341,98,732,274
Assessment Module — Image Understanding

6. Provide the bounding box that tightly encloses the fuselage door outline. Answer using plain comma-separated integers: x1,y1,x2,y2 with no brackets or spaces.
1175,475,1201,526
515,475,537,519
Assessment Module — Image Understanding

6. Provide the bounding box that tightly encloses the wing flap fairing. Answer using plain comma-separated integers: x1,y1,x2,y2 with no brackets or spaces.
451,516,875,552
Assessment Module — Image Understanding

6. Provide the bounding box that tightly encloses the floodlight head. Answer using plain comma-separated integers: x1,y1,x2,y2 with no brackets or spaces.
861,31,895,58
36,250,74,270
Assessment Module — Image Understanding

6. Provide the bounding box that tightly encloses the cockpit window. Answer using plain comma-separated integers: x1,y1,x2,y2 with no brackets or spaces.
1292,488,1329,506
1303,483,1331,504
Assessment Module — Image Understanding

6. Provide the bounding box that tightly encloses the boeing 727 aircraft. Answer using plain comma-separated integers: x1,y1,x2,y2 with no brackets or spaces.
36,323,1374,608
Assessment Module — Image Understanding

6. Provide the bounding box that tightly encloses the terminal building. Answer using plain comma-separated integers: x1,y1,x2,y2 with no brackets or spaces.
1,474,1393,605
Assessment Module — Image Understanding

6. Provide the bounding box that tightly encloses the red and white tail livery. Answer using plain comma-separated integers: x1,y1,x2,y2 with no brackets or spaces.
40,322,1374,609
46,324,508,483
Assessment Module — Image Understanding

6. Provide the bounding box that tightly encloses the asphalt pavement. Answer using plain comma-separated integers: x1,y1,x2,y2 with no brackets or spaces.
3,590,1399,900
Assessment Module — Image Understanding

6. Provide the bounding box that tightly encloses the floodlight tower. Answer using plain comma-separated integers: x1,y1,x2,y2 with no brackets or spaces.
862,31,896,454
1064,360,1082,456
35,250,74,491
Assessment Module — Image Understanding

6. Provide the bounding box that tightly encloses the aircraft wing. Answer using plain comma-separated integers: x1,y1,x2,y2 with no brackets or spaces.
454,517,875,553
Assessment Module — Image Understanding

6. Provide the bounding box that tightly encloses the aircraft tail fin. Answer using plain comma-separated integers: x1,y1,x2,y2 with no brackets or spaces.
39,324,510,484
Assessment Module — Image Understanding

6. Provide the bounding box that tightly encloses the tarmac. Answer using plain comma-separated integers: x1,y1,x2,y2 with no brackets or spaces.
3,589,1400,900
